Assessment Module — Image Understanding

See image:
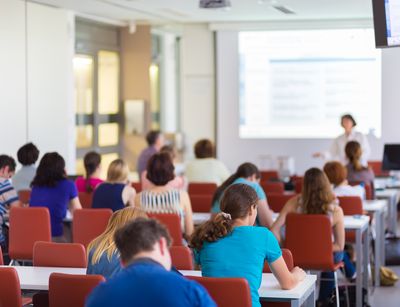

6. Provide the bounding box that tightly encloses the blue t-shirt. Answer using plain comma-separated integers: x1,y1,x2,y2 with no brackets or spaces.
30,179,77,237
212,177,266,213
86,258,216,307
92,183,125,212
87,248,122,279
195,226,282,307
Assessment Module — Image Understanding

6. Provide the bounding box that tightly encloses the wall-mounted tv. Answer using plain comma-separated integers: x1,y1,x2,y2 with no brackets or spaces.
372,0,400,48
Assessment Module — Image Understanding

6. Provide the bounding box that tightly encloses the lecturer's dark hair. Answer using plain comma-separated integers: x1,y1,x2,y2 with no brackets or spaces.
341,114,356,127
190,184,258,251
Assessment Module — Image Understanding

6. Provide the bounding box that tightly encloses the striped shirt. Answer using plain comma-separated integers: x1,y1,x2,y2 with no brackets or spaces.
0,177,18,243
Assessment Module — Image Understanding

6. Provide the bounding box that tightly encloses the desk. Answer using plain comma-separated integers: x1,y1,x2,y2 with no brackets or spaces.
375,189,399,235
0,266,86,290
181,270,317,307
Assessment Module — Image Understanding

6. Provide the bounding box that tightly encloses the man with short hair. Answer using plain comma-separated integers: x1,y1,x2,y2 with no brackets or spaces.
86,218,216,307
136,130,164,178
13,142,40,191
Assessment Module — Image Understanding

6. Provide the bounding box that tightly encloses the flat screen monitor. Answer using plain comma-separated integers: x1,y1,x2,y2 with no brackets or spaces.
372,0,400,48
382,144,400,170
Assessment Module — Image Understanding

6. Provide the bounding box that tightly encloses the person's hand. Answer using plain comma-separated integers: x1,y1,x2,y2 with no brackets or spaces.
292,266,306,281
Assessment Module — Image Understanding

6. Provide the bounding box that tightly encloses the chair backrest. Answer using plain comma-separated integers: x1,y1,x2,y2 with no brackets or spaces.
148,213,183,246
33,241,87,268
189,194,213,213
261,182,285,194
263,248,294,273
267,193,295,212
131,182,142,193
49,273,105,307
260,170,279,182
9,207,51,261
170,246,194,270
0,267,23,307
78,192,93,209
188,183,217,195
294,179,303,194
18,189,31,205
187,276,252,307
337,196,363,216
72,209,112,248
285,213,335,270
349,181,373,200
368,160,389,177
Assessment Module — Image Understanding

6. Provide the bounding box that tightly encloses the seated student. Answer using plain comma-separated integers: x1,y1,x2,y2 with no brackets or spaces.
271,168,356,304
211,162,274,228
12,143,39,192
86,218,216,307
135,152,194,238
87,207,147,279
92,159,136,212
75,151,103,193
185,139,230,185
0,155,20,247
137,130,164,180
323,161,365,199
30,152,82,241
190,184,305,307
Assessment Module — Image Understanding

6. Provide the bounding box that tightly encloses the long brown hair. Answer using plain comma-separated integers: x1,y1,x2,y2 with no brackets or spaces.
190,184,259,251
83,151,101,192
345,141,365,171
301,168,335,215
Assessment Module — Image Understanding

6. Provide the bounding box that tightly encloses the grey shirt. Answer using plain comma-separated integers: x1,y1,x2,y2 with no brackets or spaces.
12,165,36,192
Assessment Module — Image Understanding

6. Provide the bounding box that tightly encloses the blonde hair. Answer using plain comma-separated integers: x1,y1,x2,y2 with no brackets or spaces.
107,159,129,183
87,207,148,265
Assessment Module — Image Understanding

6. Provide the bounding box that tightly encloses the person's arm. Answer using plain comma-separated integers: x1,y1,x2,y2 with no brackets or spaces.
181,191,194,237
270,197,298,243
134,192,142,208
257,199,274,228
269,257,306,290
69,197,82,212
122,185,136,207
332,206,345,252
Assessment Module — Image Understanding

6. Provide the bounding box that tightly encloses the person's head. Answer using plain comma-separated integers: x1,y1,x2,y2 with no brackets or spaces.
0,155,17,179
17,143,39,166
323,161,348,187
212,162,260,205
107,159,129,183
345,141,363,171
160,145,176,161
194,139,215,159
341,114,356,134
114,218,172,269
146,130,164,150
31,152,66,187
83,151,102,192
190,184,259,251
146,152,175,186
301,167,335,215
88,207,148,265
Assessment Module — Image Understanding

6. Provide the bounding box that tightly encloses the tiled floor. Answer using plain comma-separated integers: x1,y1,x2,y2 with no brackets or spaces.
369,266,400,306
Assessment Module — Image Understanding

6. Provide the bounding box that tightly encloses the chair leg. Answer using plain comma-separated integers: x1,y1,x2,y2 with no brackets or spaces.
8,259,14,266
334,271,340,307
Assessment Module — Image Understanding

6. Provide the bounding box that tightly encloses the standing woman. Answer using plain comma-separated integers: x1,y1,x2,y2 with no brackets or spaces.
211,162,274,228
30,152,82,241
92,159,136,211
313,114,370,166
75,151,103,193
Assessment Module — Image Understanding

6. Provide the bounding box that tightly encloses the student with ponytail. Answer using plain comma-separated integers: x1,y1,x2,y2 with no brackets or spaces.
211,162,274,228
75,151,103,193
191,184,305,307
345,141,375,188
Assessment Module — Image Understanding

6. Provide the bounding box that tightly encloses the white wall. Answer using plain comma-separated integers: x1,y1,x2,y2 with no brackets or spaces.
180,24,215,159
0,0,75,172
215,30,400,174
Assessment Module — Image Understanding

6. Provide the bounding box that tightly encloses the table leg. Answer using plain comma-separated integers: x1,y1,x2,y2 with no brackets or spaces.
290,299,300,307
363,227,370,302
375,211,381,286
380,210,385,267
356,228,362,307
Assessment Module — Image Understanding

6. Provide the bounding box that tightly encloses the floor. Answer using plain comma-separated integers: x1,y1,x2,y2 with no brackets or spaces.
369,267,400,306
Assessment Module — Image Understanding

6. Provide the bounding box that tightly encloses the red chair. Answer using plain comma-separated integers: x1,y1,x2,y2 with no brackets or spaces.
49,273,105,307
337,196,363,216
33,242,87,268
260,170,279,182
188,183,217,195
263,248,294,273
261,182,285,194
189,194,213,213
17,190,31,205
187,276,252,307
0,267,32,306
9,207,51,263
368,160,389,177
267,193,295,212
170,246,194,270
148,213,183,246
78,192,93,209
72,209,112,247
131,182,142,193
349,181,373,200
285,214,343,307
294,179,303,194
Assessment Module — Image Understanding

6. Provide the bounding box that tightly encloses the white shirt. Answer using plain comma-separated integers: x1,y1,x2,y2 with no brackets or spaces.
185,158,230,185
333,184,366,200
326,130,370,166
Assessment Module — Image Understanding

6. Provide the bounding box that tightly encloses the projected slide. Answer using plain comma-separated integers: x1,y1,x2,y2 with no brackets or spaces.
239,29,381,139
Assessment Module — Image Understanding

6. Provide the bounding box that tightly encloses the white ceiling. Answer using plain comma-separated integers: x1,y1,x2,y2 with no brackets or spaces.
31,0,373,24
